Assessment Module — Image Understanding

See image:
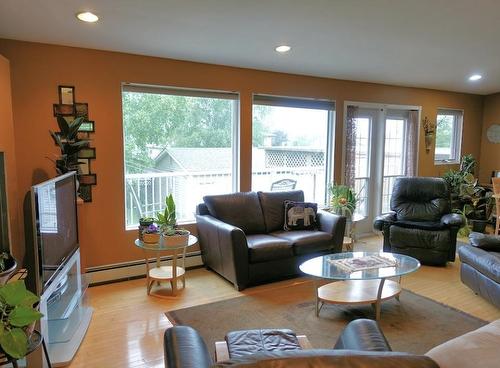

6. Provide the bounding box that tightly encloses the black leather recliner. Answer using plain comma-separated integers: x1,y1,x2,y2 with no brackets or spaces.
373,177,463,266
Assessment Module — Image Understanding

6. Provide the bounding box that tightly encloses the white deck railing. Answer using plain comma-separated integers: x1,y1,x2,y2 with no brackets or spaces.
125,167,326,228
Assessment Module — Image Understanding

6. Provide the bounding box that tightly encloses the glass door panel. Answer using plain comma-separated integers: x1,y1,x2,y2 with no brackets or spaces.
381,117,406,213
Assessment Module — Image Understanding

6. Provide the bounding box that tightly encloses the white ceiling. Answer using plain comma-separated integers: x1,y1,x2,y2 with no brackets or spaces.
1,0,500,95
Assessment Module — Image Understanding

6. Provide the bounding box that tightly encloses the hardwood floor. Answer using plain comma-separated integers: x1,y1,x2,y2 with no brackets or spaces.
68,235,499,367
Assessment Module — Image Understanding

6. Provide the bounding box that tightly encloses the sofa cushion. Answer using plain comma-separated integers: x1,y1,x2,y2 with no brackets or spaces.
284,201,318,231
203,192,265,234
246,234,294,263
389,225,451,251
458,245,500,283
426,319,500,368
258,191,304,233
271,230,333,255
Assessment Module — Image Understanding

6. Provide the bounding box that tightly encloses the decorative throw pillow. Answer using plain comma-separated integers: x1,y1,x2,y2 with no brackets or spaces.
284,201,318,231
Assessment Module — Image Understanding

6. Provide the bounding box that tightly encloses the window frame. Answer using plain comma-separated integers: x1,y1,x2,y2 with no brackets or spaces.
434,108,464,165
251,94,336,205
121,83,240,228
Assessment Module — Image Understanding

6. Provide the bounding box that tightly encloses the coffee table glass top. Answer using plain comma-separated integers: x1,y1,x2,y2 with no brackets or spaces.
299,252,420,281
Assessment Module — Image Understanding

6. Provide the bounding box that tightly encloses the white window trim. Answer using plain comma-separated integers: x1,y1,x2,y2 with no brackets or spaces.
434,108,464,165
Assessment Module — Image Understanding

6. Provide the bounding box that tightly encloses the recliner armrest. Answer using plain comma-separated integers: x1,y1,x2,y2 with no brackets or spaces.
440,213,464,228
164,326,213,368
373,212,396,231
333,319,392,352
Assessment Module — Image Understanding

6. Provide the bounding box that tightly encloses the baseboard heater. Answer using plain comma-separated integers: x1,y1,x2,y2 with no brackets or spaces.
86,251,203,285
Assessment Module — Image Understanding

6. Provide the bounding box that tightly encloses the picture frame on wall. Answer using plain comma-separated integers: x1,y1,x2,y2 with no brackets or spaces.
78,174,97,186
59,85,75,105
53,104,75,116
77,147,96,159
78,159,90,175
74,102,88,119
78,120,95,132
79,184,92,202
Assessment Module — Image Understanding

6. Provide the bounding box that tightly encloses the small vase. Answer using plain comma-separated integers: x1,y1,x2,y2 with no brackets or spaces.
425,133,434,153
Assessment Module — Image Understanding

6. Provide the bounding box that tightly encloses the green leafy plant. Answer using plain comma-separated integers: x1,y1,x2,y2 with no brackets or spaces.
156,194,177,235
49,116,90,174
328,184,358,217
454,206,471,237
0,280,43,359
460,154,476,175
0,253,10,273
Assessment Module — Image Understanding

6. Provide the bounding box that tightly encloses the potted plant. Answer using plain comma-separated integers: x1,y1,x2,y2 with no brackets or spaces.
138,217,155,241
328,183,358,218
0,253,17,286
49,116,90,174
0,280,43,359
142,224,161,244
156,194,190,247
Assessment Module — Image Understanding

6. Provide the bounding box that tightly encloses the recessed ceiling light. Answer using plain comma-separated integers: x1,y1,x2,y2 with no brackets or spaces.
468,74,482,81
76,11,99,23
275,45,291,53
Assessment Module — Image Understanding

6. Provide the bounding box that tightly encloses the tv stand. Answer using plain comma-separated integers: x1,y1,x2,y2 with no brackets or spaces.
39,249,93,366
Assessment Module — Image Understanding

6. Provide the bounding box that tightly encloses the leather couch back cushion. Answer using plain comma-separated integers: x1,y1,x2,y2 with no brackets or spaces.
391,177,450,222
203,192,265,234
257,191,304,233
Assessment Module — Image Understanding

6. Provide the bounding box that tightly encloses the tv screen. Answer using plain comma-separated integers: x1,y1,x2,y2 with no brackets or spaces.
32,172,79,291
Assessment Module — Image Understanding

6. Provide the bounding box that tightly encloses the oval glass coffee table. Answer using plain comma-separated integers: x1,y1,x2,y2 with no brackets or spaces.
299,252,420,320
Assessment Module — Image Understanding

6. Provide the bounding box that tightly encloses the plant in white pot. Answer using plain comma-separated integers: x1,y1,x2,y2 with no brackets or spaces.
156,194,190,247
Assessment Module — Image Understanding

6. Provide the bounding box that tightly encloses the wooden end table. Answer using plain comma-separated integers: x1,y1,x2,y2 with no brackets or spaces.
135,235,198,297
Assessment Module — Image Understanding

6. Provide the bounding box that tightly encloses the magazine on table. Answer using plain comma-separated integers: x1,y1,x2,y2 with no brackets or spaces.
328,255,397,273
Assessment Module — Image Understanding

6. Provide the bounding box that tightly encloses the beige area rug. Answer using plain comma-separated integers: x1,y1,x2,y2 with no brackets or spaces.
166,280,486,356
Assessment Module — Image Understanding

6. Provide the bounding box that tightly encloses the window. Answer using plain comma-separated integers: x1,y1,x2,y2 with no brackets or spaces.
435,109,463,164
122,85,239,227
251,95,335,205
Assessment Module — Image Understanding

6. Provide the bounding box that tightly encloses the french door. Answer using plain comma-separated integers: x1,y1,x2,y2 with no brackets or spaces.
351,107,413,234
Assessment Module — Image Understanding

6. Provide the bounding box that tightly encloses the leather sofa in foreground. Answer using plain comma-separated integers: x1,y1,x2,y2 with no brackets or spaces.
196,190,345,290
164,319,437,368
458,232,500,308
164,318,500,368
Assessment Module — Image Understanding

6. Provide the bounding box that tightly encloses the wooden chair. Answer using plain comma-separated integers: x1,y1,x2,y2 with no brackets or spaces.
493,177,500,235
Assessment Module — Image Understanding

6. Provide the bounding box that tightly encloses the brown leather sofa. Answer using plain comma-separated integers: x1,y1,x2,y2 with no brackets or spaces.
196,190,346,290
164,319,439,367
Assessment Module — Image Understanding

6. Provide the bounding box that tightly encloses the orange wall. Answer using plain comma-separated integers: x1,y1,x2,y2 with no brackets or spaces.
0,39,485,269
0,55,22,258
479,93,500,183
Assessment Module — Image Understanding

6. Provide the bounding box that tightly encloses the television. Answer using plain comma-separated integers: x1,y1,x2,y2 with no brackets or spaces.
31,172,79,292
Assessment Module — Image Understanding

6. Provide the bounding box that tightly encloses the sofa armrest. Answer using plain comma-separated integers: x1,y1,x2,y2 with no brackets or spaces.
440,213,464,228
196,214,249,289
317,210,346,247
164,326,212,368
469,232,500,251
373,212,396,231
333,319,392,352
